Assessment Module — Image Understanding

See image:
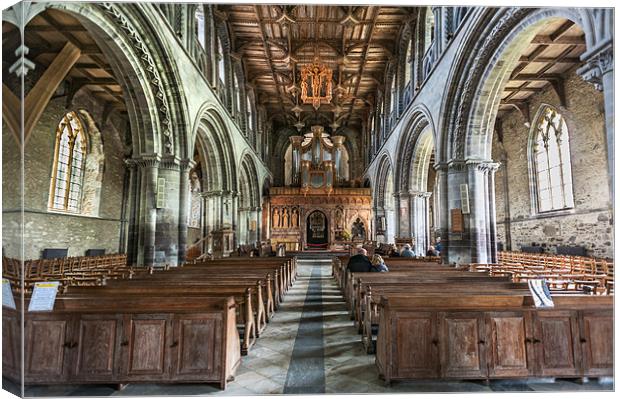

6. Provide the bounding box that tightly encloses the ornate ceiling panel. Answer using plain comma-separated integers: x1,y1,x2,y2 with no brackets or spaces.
222,4,413,130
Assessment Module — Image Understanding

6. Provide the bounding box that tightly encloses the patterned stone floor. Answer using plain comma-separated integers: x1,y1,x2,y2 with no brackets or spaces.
3,257,614,397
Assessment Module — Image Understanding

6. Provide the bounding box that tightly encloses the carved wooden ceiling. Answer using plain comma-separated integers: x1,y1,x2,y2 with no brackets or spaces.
2,9,125,113
499,19,586,120
221,4,414,130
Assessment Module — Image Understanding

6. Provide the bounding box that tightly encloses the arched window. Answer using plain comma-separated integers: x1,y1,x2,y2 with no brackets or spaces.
531,106,574,212
389,76,397,114
424,7,434,53
233,72,242,115
404,39,412,85
195,7,205,48
217,37,225,83
49,111,86,213
246,95,254,130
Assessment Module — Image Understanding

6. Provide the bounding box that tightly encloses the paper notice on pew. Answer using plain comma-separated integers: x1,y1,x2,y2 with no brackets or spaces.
2,279,16,309
28,282,60,312
528,279,554,308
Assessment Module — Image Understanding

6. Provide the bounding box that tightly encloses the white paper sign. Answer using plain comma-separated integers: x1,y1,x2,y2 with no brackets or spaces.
2,279,16,309
528,279,554,308
28,281,60,312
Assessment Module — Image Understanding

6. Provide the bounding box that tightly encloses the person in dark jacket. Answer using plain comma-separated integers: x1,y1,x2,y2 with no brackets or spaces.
346,248,373,273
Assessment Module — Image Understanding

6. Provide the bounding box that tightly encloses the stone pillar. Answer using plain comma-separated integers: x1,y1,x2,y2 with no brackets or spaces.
124,159,139,266
135,155,161,266
577,43,614,202
289,135,304,186
178,159,195,265
156,156,182,266
434,163,450,264
487,163,500,263
466,159,489,264
410,191,432,256
332,135,346,185
445,160,468,265
396,191,411,238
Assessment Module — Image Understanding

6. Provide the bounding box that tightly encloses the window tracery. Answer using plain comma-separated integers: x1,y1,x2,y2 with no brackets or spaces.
49,111,86,213
531,106,574,212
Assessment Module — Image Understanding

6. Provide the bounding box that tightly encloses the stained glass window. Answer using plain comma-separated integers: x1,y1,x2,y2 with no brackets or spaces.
49,111,86,213
532,106,574,212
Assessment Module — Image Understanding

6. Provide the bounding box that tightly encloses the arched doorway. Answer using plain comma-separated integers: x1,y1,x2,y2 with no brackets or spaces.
306,210,329,250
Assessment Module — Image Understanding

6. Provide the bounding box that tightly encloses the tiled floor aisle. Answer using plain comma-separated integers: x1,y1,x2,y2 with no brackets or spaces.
4,257,614,396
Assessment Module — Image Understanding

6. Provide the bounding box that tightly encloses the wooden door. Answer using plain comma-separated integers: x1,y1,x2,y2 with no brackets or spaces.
531,310,581,377
439,312,487,378
392,312,439,378
486,311,531,378
579,310,613,376
170,314,222,381
72,314,122,381
2,312,20,380
119,314,172,381
23,315,72,383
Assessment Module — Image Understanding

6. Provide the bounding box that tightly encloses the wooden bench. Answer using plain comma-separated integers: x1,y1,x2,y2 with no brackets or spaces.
3,295,240,389
375,294,613,384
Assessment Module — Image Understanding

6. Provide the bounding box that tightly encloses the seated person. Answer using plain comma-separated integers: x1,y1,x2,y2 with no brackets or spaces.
426,245,438,257
388,244,400,257
346,247,373,273
400,244,415,258
370,254,389,272
435,238,443,254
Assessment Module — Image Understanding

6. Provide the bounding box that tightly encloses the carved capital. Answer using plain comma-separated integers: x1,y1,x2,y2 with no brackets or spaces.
159,155,181,171
577,43,613,91
127,154,161,169
466,159,500,173
180,158,197,171
447,160,466,172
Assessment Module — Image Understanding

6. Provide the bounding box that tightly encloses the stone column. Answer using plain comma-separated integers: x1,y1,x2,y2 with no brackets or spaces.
432,6,443,56
466,159,489,264
577,43,614,201
332,135,346,185
135,155,161,266
410,191,432,256
124,159,139,265
487,163,500,263
445,160,468,265
289,135,304,186
396,191,411,238
178,159,195,265
434,163,450,265
156,156,181,266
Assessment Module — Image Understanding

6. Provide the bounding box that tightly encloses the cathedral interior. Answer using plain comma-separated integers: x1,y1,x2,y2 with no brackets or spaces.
1,2,615,397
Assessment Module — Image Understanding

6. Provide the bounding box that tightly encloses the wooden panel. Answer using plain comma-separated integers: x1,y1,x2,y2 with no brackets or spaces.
173,316,221,379
126,318,168,377
24,319,69,381
2,314,19,377
580,311,613,376
534,311,580,377
440,312,486,378
393,312,439,378
73,317,119,380
487,312,530,377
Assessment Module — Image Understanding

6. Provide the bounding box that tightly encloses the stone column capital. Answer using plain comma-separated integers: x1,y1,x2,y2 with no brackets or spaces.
159,155,181,171
126,154,161,169
466,159,500,172
180,158,197,171
577,42,613,91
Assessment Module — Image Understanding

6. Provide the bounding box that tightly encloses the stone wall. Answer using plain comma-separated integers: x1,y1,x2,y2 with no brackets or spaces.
2,88,128,260
492,68,612,258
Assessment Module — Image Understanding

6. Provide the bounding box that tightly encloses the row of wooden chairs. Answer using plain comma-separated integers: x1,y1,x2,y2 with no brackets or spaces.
3,254,130,294
472,251,614,295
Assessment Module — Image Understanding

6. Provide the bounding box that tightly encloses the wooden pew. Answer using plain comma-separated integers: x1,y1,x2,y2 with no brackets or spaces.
375,294,613,384
3,295,240,389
